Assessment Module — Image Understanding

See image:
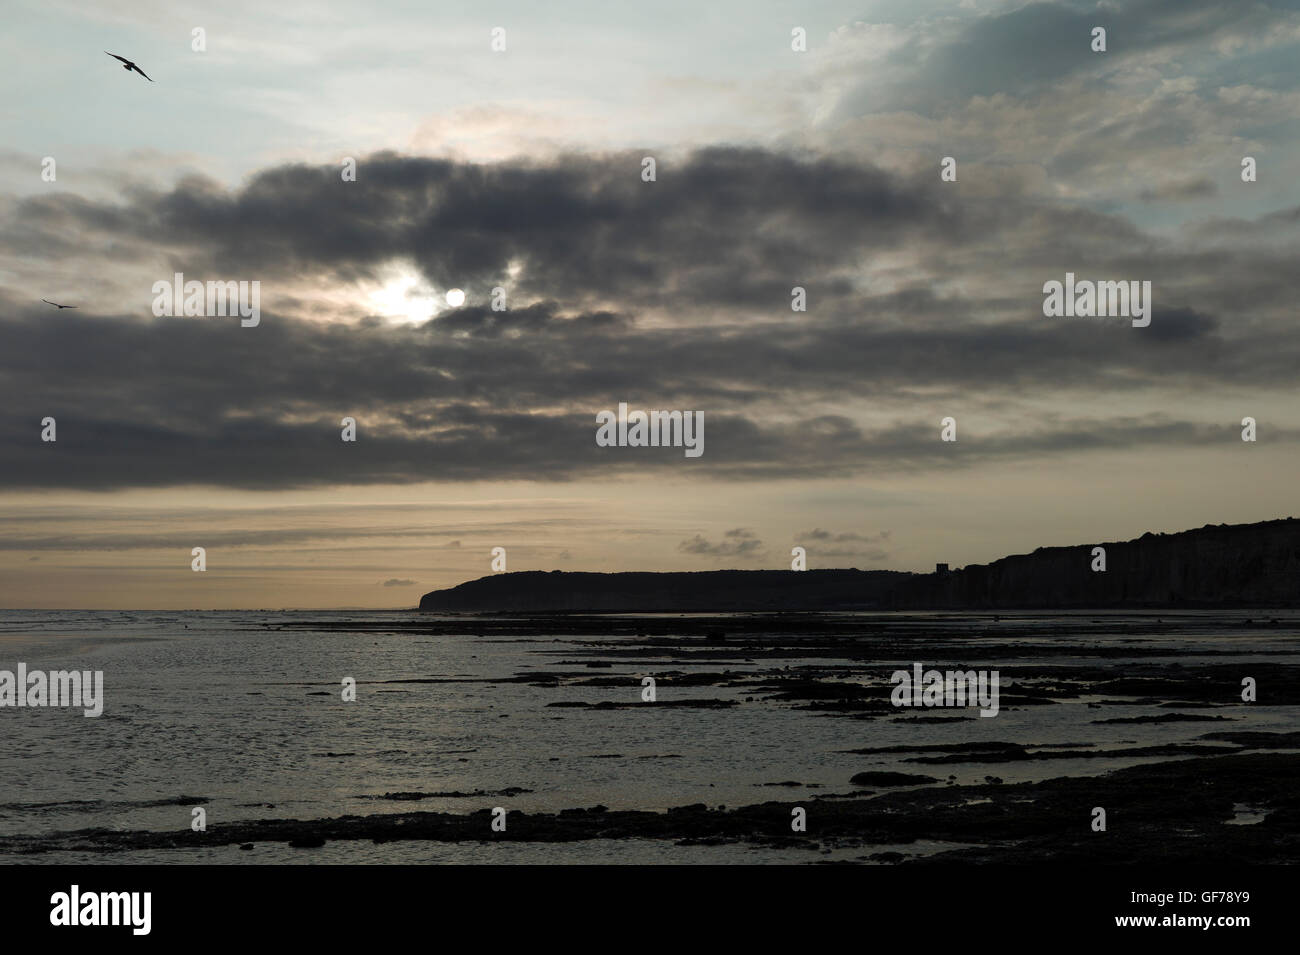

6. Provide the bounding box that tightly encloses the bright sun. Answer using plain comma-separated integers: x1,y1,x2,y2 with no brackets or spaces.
366,263,442,323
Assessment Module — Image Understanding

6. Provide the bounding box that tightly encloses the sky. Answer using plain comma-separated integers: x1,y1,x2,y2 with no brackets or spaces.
2,0,1299,609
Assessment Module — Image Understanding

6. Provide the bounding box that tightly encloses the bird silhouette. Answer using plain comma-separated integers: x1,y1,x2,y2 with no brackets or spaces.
42,299,78,309
105,51,153,81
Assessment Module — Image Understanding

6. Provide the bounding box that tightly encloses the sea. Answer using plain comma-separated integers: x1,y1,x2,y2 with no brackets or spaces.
0,609,1294,864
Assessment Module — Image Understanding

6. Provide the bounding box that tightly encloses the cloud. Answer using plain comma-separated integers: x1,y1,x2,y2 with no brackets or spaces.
381,578,416,587
814,1,1300,207
799,528,892,544
678,529,765,558
836,0,1300,112
3,144,1300,492
0,504,582,551
795,528,893,564
1138,177,1218,201
3,147,959,316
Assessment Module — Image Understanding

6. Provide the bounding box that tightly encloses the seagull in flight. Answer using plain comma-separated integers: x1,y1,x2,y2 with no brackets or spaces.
105,51,153,82
42,299,78,309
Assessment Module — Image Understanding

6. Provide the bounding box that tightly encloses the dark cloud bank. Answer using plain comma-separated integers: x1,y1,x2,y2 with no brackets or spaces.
3,146,1297,490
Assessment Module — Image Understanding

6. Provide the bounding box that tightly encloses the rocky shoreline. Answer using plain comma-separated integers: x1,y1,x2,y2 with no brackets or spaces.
5,610,1294,864
1,749,1294,863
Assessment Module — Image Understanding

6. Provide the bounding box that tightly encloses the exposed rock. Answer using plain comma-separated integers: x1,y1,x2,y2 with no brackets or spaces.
850,771,939,786
3,754,1296,864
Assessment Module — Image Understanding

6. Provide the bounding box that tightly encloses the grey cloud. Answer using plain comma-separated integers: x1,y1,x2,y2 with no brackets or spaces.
678,529,765,558
850,0,1298,113
806,548,891,563
0,295,1291,489
795,529,894,564
7,148,959,314
1138,177,1218,202
4,144,1299,491
799,529,892,544
819,1,1300,207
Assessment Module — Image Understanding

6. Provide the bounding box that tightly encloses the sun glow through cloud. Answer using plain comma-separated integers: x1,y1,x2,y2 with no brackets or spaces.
366,262,440,324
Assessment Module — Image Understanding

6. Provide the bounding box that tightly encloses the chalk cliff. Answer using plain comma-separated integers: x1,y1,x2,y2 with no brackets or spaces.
894,518,1300,609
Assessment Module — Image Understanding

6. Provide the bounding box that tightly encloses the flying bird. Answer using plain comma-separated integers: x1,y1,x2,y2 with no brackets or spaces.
104,51,153,81
42,299,78,309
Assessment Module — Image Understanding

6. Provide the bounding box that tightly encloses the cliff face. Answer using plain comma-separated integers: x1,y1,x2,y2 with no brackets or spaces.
896,519,1300,609
417,519,1300,612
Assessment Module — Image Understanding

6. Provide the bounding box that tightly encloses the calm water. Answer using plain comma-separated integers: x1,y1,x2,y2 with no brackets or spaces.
0,609,1294,863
